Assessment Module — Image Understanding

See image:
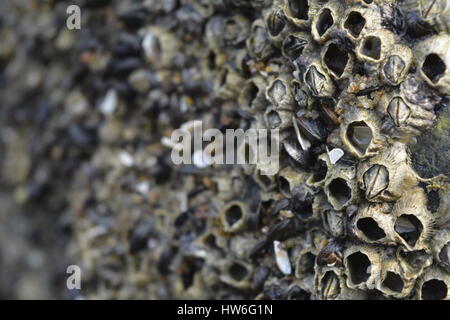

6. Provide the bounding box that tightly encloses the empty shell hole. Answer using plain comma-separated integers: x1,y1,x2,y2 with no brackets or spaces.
394,214,423,247
312,159,328,182
383,272,404,293
278,176,291,196
267,110,282,128
421,279,447,300
225,204,243,227
344,12,365,37
229,263,248,282
361,36,381,60
324,43,349,77
328,178,351,205
289,0,309,20
316,9,334,37
297,252,316,274
422,54,446,84
346,121,372,155
357,218,386,241
347,251,371,285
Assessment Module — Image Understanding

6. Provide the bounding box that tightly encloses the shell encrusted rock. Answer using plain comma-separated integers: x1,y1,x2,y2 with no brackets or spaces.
0,0,448,299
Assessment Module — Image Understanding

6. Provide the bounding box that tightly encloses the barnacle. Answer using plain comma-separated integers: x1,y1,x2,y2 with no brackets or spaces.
1,0,448,301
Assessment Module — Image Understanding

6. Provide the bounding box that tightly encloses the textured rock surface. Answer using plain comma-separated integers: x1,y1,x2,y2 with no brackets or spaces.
0,0,448,299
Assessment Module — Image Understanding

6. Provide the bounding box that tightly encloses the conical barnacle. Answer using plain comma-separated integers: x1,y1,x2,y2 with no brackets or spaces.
220,200,249,233
282,0,318,29
281,32,310,61
315,266,369,300
277,166,307,198
356,142,419,202
263,5,294,47
351,202,393,245
246,19,277,61
324,162,360,211
381,45,413,86
219,259,254,289
141,27,181,69
431,229,450,273
343,244,382,290
265,107,294,130
322,208,347,239
377,250,416,298
356,29,394,63
340,103,385,158
253,167,277,192
311,1,343,44
321,41,354,80
307,153,330,188
389,188,434,251
414,34,450,94
399,0,450,34
295,248,317,278
304,62,336,97
340,6,381,40
214,65,245,99
416,266,449,300
378,90,437,138
266,73,295,108
223,15,252,46
396,247,433,282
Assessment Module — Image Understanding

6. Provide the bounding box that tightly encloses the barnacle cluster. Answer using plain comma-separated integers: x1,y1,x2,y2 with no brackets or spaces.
0,0,449,299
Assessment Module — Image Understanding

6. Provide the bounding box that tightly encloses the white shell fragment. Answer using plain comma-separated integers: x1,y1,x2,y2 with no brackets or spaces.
192,149,212,168
292,116,311,151
99,89,118,114
327,147,344,164
274,240,292,275
118,151,134,167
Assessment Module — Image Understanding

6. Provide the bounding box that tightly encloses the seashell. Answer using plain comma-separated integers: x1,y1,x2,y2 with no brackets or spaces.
321,41,353,80
246,19,276,60
274,240,292,275
414,34,450,94
431,229,450,273
265,74,295,109
311,2,343,44
416,266,449,300
343,245,382,290
265,107,293,130
389,188,434,251
282,136,313,169
356,142,419,202
220,260,253,289
214,65,245,99
307,153,330,187
327,147,344,165
340,102,385,158
277,167,306,198
264,6,293,47
304,62,336,97
220,201,248,233
141,27,180,68
281,32,310,61
223,15,252,46
356,29,394,63
324,163,360,211
322,208,347,238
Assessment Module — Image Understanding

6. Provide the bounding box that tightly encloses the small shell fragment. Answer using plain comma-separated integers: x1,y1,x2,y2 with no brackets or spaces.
274,241,292,275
